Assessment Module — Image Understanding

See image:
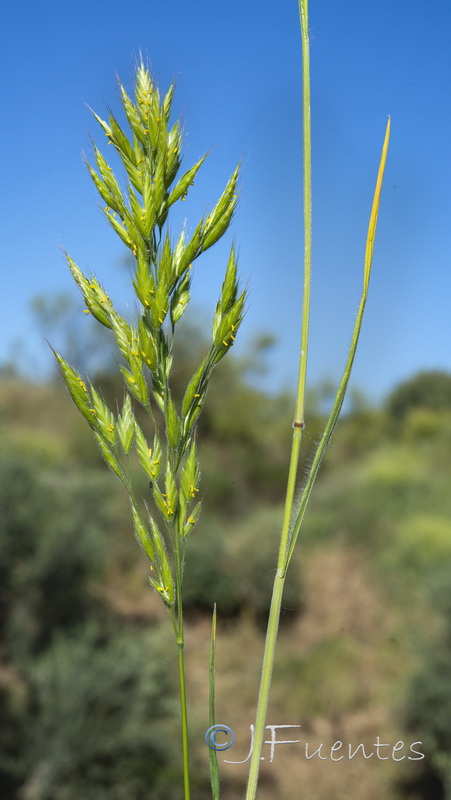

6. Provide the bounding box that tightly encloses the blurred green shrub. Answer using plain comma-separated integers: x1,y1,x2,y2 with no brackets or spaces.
355,446,423,491
0,454,112,657
20,625,187,800
400,407,451,453
0,670,29,797
326,407,389,463
382,514,451,580
183,507,303,625
403,581,451,799
183,516,241,617
228,506,303,625
277,636,362,717
386,370,451,422
0,451,212,800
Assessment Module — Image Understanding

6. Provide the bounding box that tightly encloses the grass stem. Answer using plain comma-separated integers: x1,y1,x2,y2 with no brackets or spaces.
177,639,191,800
173,520,191,800
244,2,312,797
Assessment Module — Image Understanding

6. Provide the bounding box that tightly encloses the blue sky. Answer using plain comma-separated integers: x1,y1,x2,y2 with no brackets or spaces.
1,0,451,405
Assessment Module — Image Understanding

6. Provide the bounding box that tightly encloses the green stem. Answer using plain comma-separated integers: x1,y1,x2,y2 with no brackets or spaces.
173,518,191,800
244,2,312,798
177,636,191,800
296,0,312,430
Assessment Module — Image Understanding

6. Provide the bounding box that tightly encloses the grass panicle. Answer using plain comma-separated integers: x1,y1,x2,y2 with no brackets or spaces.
54,61,246,800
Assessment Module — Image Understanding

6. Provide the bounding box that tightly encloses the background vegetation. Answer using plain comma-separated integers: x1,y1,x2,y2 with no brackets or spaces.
1,311,451,800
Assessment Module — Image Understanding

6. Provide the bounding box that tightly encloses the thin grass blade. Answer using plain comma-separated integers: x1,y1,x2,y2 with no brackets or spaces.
208,603,221,800
282,116,391,573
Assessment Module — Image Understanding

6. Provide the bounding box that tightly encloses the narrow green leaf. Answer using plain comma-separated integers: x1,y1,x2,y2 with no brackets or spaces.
283,117,391,573
209,603,221,800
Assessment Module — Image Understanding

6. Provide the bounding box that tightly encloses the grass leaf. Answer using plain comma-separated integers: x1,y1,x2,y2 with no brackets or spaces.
208,603,221,800
283,116,391,573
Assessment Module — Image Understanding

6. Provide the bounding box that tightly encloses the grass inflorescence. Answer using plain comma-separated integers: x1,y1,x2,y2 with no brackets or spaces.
54,60,246,800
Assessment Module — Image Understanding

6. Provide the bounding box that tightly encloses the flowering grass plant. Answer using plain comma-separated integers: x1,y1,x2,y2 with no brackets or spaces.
54,60,245,800
54,1,390,797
